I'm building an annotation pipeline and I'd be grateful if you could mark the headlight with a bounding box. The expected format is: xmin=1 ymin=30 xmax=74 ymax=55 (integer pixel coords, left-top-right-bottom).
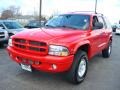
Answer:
xmin=8 ymin=38 xmax=12 ymax=46
xmin=49 ymin=45 xmax=69 ymax=56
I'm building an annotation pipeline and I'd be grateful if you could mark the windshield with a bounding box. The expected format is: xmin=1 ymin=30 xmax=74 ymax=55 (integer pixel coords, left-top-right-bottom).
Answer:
xmin=45 ymin=14 xmax=90 ymax=30
xmin=27 ymin=21 xmax=43 ymax=27
xmin=3 ymin=21 xmax=23 ymax=29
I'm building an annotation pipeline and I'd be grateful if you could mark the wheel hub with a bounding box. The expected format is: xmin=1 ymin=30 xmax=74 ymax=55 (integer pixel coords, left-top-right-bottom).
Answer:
xmin=78 ymin=58 xmax=86 ymax=77
xmin=108 ymin=44 xmax=112 ymax=54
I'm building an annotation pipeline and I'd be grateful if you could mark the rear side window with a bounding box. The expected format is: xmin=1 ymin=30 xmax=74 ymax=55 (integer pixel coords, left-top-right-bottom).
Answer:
xmin=97 ymin=16 xmax=107 ymax=29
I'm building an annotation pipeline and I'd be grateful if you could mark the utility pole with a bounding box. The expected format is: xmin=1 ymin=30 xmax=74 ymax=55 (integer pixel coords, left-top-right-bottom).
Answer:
xmin=95 ymin=0 xmax=97 ymax=14
xmin=34 ymin=0 xmax=36 ymax=16
xmin=39 ymin=0 xmax=42 ymax=25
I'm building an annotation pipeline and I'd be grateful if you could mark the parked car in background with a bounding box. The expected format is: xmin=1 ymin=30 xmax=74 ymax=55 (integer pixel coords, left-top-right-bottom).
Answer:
xmin=24 ymin=20 xmax=45 ymax=29
xmin=0 ymin=20 xmax=25 ymax=37
xmin=0 ymin=28 xmax=8 ymax=46
xmin=112 ymin=25 xmax=117 ymax=32
xmin=115 ymin=24 xmax=120 ymax=35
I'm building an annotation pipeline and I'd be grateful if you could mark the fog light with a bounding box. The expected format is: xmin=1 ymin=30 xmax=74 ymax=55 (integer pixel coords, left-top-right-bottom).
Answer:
xmin=52 ymin=64 xmax=57 ymax=70
xmin=23 ymin=59 xmax=27 ymax=63
xmin=35 ymin=61 xmax=40 ymax=65
xmin=16 ymin=57 xmax=21 ymax=61
xmin=28 ymin=60 xmax=34 ymax=65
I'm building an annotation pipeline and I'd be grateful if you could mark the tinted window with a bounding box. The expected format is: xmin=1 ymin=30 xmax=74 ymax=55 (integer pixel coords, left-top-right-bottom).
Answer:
xmin=45 ymin=14 xmax=90 ymax=30
xmin=3 ymin=21 xmax=23 ymax=29
xmin=98 ymin=16 xmax=106 ymax=28
xmin=92 ymin=16 xmax=99 ymax=27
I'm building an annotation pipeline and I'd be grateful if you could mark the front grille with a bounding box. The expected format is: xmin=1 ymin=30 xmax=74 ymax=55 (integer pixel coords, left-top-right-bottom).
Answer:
xmin=0 ymin=36 xmax=5 ymax=38
xmin=0 ymin=32 xmax=5 ymax=39
xmin=14 ymin=39 xmax=26 ymax=43
xmin=13 ymin=38 xmax=48 ymax=55
xmin=29 ymin=41 xmax=46 ymax=46
xmin=0 ymin=32 xmax=4 ymax=35
xmin=14 ymin=44 xmax=26 ymax=49
xmin=29 ymin=47 xmax=46 ymax=52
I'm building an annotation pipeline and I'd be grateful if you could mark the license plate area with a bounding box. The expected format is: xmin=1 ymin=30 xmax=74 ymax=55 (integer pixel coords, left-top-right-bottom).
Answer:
xmin=21 ymin=64 xmax=32 ymax=72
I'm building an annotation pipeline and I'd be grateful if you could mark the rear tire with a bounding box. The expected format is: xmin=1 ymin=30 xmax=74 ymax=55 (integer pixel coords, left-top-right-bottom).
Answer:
xmin=102 ymin=40 xmax=112 ymax=58
xmin=67 ymin=50 xmax=88 ymax=84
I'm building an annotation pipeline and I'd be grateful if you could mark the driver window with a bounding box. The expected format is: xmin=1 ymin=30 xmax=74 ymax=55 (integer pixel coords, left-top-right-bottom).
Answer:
xmin=92 ymin=16 xmax=99 ymax=30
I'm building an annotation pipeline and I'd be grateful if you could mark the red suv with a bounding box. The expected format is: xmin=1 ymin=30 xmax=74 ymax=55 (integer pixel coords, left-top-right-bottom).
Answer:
xmin=7 ymin=12 xmax=112 ymax=84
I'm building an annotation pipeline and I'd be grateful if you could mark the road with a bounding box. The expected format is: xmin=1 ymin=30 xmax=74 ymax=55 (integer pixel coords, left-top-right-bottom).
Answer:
xmin=0 ymin=34 xmax=120 ymax=90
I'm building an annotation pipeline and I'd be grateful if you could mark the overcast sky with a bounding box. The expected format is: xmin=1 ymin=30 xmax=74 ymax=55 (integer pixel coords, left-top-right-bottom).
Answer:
xmin=0 ymin=0 xmax=120 ymax=24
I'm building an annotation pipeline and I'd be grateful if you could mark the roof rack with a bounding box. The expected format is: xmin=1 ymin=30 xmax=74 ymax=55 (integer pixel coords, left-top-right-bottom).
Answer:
xmin=71 ymin=11 xmax=103 ymax=15
xmin=72 ymin=11 xmax=96 ymax=13
xmin=96 ymin=13 xmax=103 ymax=16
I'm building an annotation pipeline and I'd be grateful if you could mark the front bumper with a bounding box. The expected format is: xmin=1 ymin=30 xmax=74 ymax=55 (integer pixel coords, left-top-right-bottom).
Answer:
xmin=7 ymin=46 xmax=74 ymax=73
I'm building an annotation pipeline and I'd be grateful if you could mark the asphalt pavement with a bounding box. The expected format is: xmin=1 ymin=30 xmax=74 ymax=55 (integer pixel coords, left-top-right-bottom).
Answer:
xmin=0 ymin=34 xmax=120 ymax=90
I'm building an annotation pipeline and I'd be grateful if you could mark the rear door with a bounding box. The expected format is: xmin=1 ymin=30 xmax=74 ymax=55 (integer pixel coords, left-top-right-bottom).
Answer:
xmin=90 ymin=16 xmax=103 ymax=55
xmin=103 ymin=16 xmax=112 ymax=42
xmin=97 ymin=16 xmax=109 ymax=50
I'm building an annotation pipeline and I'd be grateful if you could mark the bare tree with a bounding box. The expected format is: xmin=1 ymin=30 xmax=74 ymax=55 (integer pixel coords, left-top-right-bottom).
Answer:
xmin=1 ymin=10 xmax=14 ymax=19
xmin=0 ymin=5 xmax=21 ymax=19
xmin=9 ymin=6 xmax=21 ymax=16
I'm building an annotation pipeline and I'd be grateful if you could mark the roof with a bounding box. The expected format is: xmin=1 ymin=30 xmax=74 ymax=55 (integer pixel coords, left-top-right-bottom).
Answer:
xmin=62 ymin=11 xmax=103 ymax=16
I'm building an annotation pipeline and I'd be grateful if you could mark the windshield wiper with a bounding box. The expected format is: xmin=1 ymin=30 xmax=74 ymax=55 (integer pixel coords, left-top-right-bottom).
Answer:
xmin=57 ymin=25 xmax=78 ymax=30
xmin=45 ymin=25 xmax=55 ymax=28
xmin=45 ymin=25 xmax=79 ymax=30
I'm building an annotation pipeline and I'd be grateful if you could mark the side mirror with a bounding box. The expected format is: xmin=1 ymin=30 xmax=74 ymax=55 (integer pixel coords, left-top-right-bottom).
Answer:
xmin=94 ymin=22 xmax=103 ymax=29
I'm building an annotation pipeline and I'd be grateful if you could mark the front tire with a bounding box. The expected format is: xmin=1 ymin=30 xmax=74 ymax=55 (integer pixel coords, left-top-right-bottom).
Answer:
xmin=67 ymin=50 xmax=88 ymax=84
xmin=102 ymin=40 xmax=112 ymax=58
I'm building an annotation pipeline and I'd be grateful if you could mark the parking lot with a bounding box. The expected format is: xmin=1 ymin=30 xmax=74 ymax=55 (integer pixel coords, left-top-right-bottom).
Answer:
xmin=0 ymin=34 xmax=120 ymax=90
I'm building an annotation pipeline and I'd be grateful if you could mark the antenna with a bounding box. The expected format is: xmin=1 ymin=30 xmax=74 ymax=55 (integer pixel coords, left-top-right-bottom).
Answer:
xmin=39 ymin=0 xmax=42 ymax=26
xmin=95 ymin=0 xmax=97 ymax=14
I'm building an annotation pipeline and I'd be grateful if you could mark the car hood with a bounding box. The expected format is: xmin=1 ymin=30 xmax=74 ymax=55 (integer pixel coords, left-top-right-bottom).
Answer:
xmin=13 ymin=28 xmax=88 ymax=43
xmin=7 ymin=28 xmax=25 ymax=34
